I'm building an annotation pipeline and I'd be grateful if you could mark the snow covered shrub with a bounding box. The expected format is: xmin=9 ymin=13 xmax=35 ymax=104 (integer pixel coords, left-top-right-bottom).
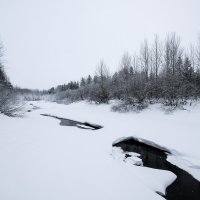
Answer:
xmin=111 ymin=99 xmax=148 ymax=113
xmin=0 ymin=88 xmax=23 ymax=117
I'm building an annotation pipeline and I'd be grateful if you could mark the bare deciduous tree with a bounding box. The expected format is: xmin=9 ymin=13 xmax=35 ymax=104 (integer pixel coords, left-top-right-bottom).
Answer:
xmin=140 ymin=39 xmax=150 ymax=82
xmin=151 ymin=34 xmax=162 ymax=80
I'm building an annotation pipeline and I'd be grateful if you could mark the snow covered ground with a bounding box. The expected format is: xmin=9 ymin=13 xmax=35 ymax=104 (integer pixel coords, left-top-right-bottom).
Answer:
xmin=0 ymin=100 xmax=200 ymax=200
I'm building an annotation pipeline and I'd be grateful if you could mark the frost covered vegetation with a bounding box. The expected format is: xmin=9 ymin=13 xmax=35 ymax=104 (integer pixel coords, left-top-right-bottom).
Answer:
xmin=19 ymin=33 xmax=200 ymax=110
xmin=0 ymin=44 xmax=20 ymax=116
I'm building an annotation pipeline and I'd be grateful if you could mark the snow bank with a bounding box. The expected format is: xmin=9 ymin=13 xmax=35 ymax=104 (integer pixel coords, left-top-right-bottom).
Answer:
xmin=112 ymin=136 xmax=171 ymax=154
xmin=0 ymin=100 xmax=200 ymax=200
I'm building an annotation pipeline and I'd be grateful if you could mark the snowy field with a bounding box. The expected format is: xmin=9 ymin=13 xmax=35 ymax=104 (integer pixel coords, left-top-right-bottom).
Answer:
xmin=0 ymin=101 xmax=200 ymax=200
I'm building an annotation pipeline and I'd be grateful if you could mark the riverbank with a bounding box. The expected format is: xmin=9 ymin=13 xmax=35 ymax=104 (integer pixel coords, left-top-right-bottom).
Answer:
xmin=0 ymin=100 xmax=199 ymax=200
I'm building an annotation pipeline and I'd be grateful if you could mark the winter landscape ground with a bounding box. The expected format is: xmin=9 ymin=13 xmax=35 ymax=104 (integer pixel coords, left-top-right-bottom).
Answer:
xmin=1 ymin=1 xmax=200 ymax=199
xmin=0 ymin=100 xmax=200 ymax=200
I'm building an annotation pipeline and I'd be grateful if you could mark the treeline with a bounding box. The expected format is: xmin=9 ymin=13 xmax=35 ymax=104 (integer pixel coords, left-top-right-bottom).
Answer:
xmin=0 ymin=44 xmax=20 ymax=116
xmin=45 ymin=33 xmax=200 ymax=109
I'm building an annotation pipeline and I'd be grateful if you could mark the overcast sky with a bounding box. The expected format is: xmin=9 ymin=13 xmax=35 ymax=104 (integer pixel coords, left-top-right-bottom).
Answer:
xmin=0 ymin=0 xmax=200 ymax=89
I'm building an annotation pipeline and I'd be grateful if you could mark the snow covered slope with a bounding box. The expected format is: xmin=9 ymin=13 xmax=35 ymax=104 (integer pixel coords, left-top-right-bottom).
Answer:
xmin=1 ymin=101 xmax=200 ymax=200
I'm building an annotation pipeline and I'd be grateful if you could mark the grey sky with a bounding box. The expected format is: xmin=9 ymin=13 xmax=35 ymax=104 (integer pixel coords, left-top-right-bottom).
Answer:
xmin=0 ymin=0 xmax=200 ymax=89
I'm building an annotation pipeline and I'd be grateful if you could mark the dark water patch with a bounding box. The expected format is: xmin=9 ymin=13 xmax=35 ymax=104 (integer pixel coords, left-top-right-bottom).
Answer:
xmin=113 ymin=138 xmax=200 ymax=200
xmin=27 ymin=104 xmax=40 ymax=113
xmin=40 ymin=114 xmax=103 ymax=130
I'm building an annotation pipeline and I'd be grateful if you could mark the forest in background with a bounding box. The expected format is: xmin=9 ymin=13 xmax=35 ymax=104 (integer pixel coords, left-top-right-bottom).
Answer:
xmin=0 ymin=44 xmax=20 ymax=116
xmin=2 ymin=33 xmax=200 ymax=114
